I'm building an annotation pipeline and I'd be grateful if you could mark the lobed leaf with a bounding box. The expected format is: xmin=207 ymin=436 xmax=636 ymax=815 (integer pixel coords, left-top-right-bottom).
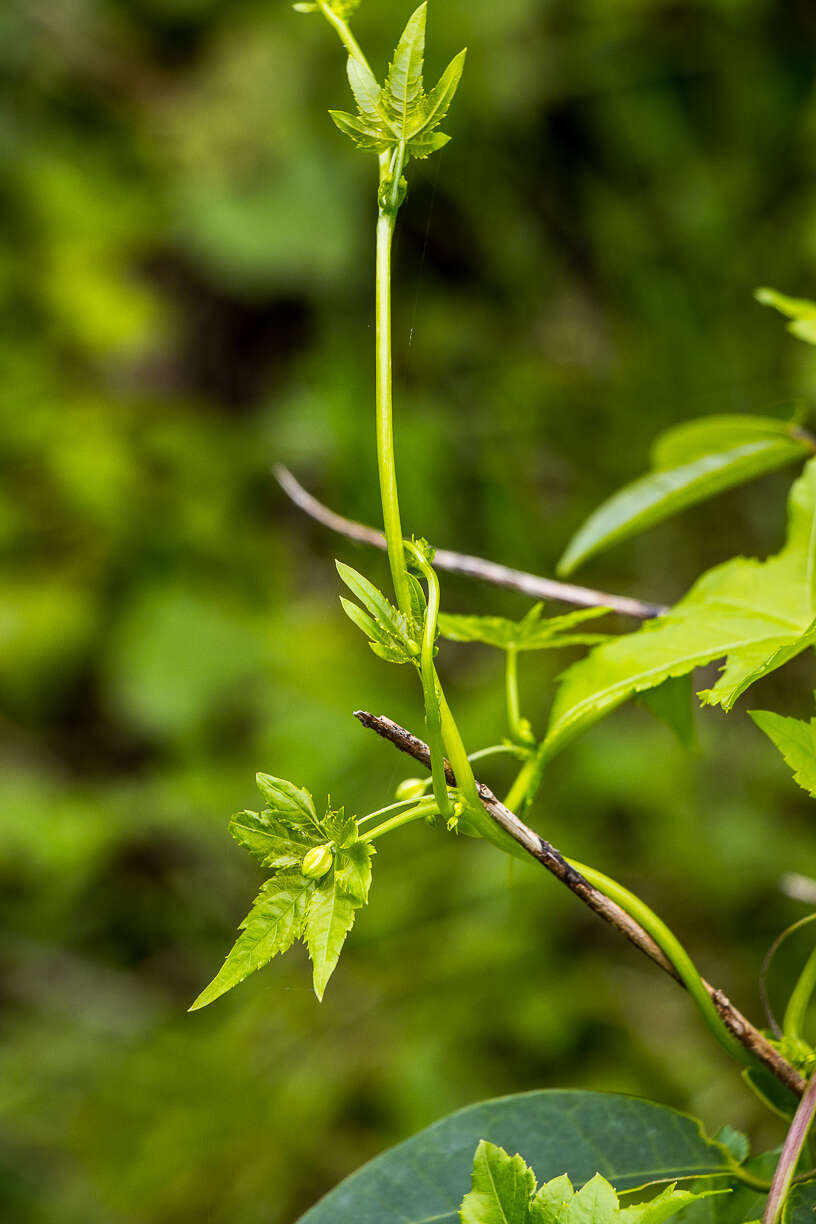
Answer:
xmin=749 ymin=708 xmax=816 ymax=798
xmin=190 ymin=873 xmax=314 ymax=1010
xmin=346 ymin=57 xmax=387 ymax=128
xmin=438 ymin=604 xmax=609 ymax=652
xmin=459 ymin=1141 xmax=718 ymax=1224
xmin=337 ymin=560 xmax=416 ymax=662
xmin=547 ymin=458 xmax=816 ymax=757
xmin=558 ymin=414 xmax=809 ymax=575
xmin=329 ymin=109 xmax=391 ymax=152
xmin=229 ymin=809 xmax=318 ymax=869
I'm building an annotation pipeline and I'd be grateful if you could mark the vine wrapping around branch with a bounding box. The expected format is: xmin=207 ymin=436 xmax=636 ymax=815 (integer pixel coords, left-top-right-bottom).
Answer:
xmin=274 ymin=465 xmax=668 ymax=620
xmin=353 ymin=708 xmax=805 ymax=1099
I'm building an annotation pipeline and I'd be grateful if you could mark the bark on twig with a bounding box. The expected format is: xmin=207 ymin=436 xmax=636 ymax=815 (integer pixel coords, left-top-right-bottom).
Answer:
xmin=354 ymin=709 xmax=805 ymax=1099
xmin=275 ymin=465 xmax=667 ymax=620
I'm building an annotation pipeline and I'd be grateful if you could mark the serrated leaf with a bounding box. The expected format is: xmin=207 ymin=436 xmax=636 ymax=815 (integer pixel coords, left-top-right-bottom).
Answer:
xmin=546 ymin=458 xmax=816 ymax=757
xmin=383 ymin=3 xmax=427 ymax=139
xmin=750 ymin=709 xmax=816 ymax=798
xmin=230 ymin=809 xmax=317 ymax=869
xmin=460 ymin=1141 xmax=536 ymax=1224
xmin=407 ymin=130 xmax=451 ymax=159
xmin=329 ymin=109 xmax=391 ymax=152
xmin=336 ymin=561 xmax=407 ymax=639
xmin=406 ymin=572 xmax=428 ymax=641
xmin=558 ymin=414 xmax=809 ymax=574
xmin=190 ymin=873 xmax=314 ymax=1009
xmin=296 ymin=1090 xmax=742 ymax=1223
xmin=347 ymin=56 xmax=387 ymax=128
xmin=255 ymin=773 xmax=321 ymax=831
xmin=324 ymin=807 xmax=358 ymax=849
xmin=459 ymin=1143 xmax=716 ymax=1224
xmin=335 ymin=841 xmax=373 ymax=905
xmin=421 ymin=49 xmax=466 ymax=135
xmin=438 ymin=604 xmax=609 ymax=653
xmin=370 ymin=639 xmax=413 ymax=663
xmin=531 ymin=1173 xmax=574 ymax=1223
xmin=305 ymin=867 xmax=360 ymax=1000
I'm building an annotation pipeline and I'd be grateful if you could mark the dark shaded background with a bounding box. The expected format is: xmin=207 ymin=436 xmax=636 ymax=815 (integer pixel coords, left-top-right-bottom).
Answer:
xmin=4 ymin=0 xmax=816 ymax=1220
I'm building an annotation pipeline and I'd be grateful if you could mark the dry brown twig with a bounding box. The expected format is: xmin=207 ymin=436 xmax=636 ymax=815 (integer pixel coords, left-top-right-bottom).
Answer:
xmin=274 ymin=465 xmax=667 ymax=620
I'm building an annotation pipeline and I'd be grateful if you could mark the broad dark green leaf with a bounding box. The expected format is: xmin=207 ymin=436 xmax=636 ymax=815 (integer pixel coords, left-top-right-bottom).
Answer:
xmin=294 ymin=1090 xmax=740 ymax=1223
xmin=749 ymin=709 xmax=816 ymax=798
xmin=756 ymin=287 xmax=816 ymax=346
xmin=190 ymin=873 xmax=314 ymax=1010
xmin=547 ymin=459 xmax=816 ymax=758
xmin=558 ymin=414 xmax=809 ymax=575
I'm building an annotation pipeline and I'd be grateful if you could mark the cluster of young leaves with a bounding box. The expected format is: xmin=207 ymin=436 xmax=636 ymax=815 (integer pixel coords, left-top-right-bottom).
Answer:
xmin=329 ymin=3 xmax=466 ymax=164
xmin=545 ymin=455 xmax=816 ymax=758
xmin=438 ymin=602 xmax=610 ymax=653
xmin=337 ymin=559 xmax=425 ymax=663
xmin=458 ymin=1141 xmax=722 ymax=1224
xmin=190 ymin=774 xmax=373 ymax=1009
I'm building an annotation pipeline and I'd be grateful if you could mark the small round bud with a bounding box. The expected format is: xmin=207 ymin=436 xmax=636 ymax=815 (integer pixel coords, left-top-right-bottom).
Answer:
xmin=395 ymin=778 xmax=427 ymax=802
xmin=302 ymin=844 xmax=333 ymax=880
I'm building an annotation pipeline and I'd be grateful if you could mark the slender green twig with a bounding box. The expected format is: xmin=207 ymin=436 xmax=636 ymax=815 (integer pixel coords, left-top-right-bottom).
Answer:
xmin=366 ymin=797 xmax=439 ymax=842
xmin=405 ymin=540 xmax=454 ymax=821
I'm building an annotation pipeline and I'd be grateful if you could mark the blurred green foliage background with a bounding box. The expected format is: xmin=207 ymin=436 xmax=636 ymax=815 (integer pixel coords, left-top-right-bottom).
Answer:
xmin=3 ymin=0 xmax=816 ymax=1219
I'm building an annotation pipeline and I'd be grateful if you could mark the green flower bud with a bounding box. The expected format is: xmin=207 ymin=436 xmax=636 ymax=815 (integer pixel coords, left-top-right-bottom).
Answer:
xmin=395 ymin=778 xmax=427 ymax=802
xmin=302 ymin=844 xmax=333 ymax=879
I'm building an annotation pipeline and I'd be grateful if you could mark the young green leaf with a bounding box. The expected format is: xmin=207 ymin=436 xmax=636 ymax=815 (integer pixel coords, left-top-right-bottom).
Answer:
xmin=546 ymin=458 xmax=816 ymax=757
xmin=638 ymin=675 xmax=697 ymax=750
xmin=458 ymin=1142 xmax=717 ymax=1224
xmin=558 ymin=415 xmax=810 ymax=575
xmin=229 ymin=809 xmax=318 ymax=870
xmin=422 ymin=48 xmax=467 ymax=134
xmin=305 ymin=867 xmax=360 ymax=1000
xmin=329 ymin=110 xmax=391 ymax=153
xmin=255 ymin=773 xmax=321 ymax=831
xmin=337 ymin=560 xmax=418 ymax=662
xmin=190 ymin=873 xmax=314 ymax=1010
xmin=347 ymin=56 xmax=387 ymax=128
xmin=460 ymin=1140 xmax=535 ymax=1224
xmin=383 ymin=3 xmax=427 ymax=139
xmin=750 ymin=708 xmax=816 ymax=798
xmin=756 ymin=286 xmax=816 ymax=346
xmin=438 ymin=604 xmax=609 ymax=652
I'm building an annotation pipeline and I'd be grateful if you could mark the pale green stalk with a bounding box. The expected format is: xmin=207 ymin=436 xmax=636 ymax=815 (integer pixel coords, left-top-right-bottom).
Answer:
xmin=366 ymin=797 xmax=439 ymax=842
xmin=505 ymin=645 xmax=522 ymax=740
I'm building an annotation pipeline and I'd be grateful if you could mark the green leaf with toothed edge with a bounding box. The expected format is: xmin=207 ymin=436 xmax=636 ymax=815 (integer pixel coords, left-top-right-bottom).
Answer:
xmin=189 ymin=873 xmax=314 ymax=1010
xmin=305 ymin=865 xmax=360 ymax=1000
xmin=749 ymin=708 xmax=816 ymax=798
xmin=546 ymin=458 xmax=816 ymax=760
xmin=383 ymin=3 xmax=427 ymax=139
xmin=229 ymin=809 xmax=319 ymax=870
xmin=438 ymin=604 xmax=610 ymax=652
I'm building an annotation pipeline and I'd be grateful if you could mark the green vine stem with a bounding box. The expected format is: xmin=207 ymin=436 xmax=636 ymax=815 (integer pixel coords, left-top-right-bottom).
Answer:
xmin=366 ymin=796 xmax=439 ymax=842
xmin=375 ymin=197 xmax=411 ymax=616
xmin=569 ymin=858 xmax=752 ymax=1066
xmin=405 ymin=541 xmax=454 ymax=820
